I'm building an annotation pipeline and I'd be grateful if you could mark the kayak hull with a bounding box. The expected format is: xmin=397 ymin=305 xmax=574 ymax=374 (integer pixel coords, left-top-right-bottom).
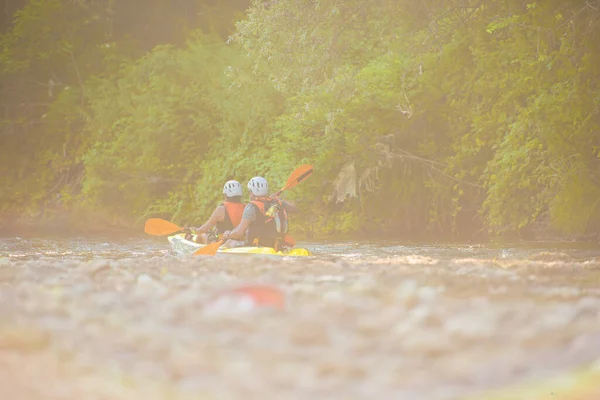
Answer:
xmin=167 ymin=233 xmax=311 ymax=257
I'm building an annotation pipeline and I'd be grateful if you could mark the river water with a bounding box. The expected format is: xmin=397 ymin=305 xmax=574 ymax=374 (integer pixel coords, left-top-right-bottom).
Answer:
xmin=1 ymin=235 xmax=600 ymax=399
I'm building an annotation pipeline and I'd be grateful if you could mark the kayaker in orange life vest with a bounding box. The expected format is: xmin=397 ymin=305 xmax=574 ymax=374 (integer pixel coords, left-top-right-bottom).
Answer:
xmin=221 ymin=176 xmax=298 ymax=249
xmin=189 ymin=180 xmax=246 ymax=244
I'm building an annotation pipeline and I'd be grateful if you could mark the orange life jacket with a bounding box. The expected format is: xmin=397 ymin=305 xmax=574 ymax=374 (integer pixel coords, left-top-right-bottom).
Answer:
xmin=224 ymin=201 xmax=245 ymax=226
xmin=247 ymin=197 xmax=289 ymax=249
xmin=215 ymin=201 xmax=245 ymax=233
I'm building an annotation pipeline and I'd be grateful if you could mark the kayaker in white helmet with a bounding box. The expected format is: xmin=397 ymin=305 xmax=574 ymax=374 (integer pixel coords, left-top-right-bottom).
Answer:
xmin=190 ymin=180 xmax=246 ymax=244
xmin=222 ymin=176 xmax=298 ymax=250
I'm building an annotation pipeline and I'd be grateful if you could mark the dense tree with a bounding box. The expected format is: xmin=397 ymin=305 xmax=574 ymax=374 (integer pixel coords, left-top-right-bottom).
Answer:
xmin=0 ymin=0 xmax=250 ymax=226
xmin=1 ymin=0 xmax=598 ymax=240
xmin=231 ymin=0 xmax=600 ymax=239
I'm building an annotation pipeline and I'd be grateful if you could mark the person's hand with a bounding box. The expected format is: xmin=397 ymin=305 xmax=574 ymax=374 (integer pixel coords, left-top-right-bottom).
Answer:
xmin=222 ymin=230 xmax=231 ymax=240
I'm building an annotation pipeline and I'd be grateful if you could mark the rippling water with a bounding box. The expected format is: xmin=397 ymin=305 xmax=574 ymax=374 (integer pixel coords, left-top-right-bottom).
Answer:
xmin=1 ymin=235 xmax=600 ymax=399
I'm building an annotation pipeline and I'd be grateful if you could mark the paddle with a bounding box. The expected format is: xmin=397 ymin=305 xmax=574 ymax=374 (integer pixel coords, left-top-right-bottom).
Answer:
xmin=194 ymin=164 xmax=313 ymax=256
xmin=274 ymin=164 xmax=313 ymax=197
xmin=194 ymin=238 xmax=225 ymax=256
xmin=144 ymin=218 xmax=188 ymax=236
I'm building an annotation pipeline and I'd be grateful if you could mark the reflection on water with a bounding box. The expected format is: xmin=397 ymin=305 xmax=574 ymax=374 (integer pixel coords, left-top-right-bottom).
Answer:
xmin=0 ymin=236 xmax=599 ymax=399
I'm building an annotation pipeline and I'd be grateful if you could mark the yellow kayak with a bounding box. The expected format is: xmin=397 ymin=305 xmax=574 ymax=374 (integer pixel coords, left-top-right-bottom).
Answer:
xmin=167 ymin=233 xmax=311 ymax=257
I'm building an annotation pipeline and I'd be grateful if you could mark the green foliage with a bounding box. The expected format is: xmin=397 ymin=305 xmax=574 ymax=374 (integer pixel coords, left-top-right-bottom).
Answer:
xmin=2 ymin=0 xmax=599 ymax=239
xmin=0 ymin=0 xmax=252 ymax=224
xmin=0 ymin=0 xmax=118 ymax=217
xmin=82 ymin=38 xmax=226 ymax=216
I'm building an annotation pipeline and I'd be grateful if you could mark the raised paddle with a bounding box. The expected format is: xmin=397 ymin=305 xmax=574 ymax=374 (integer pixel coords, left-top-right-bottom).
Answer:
xmin=144 ymin=218 xmax=189 ymax=236
xmin=194 ymin=164 xmax=313 ymax=256
xmin=274 ymin=164 xmax=313 ymax=197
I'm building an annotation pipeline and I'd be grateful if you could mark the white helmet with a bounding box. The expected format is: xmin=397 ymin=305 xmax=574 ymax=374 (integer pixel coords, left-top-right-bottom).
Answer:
xmin=223 ymin=180 xmax=243 ymax=197
xmin=247 ymin=176 xmax=269 ymax=196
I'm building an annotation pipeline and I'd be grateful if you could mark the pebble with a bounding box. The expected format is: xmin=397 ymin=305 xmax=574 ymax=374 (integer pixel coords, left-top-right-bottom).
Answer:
xmin=0 ymin=253 xmax=599 ymax=400
xmin=133 ymin=274 xmax=168 ymax=297
xmin=0 ymin=325 xmax=50 ymax=351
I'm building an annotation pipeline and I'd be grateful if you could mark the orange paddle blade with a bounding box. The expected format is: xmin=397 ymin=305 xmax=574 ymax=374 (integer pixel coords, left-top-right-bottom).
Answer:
xmin=144 ymin=218 xmax=183 ymax=236
xmin=194 ymin=239 xmax=224 ymax=256
xmin=277 ymin=164 xmax=313 ymax=195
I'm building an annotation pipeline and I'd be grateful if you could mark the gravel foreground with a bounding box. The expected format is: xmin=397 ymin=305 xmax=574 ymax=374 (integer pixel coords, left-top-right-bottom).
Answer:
xmin=1 ymin=253 xmax=600 ymax=399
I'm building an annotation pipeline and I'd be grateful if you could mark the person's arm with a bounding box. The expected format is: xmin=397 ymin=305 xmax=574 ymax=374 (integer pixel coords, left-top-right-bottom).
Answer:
xmin=194 ymin=205 xmax=225 ymax=233
xmin=271 ymin=193 xmax=299 ymax=213
xmin=223 ymin=218 xmax=252 ymax=240
xmin=280 ymin=199 xmax=299 ymax=213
